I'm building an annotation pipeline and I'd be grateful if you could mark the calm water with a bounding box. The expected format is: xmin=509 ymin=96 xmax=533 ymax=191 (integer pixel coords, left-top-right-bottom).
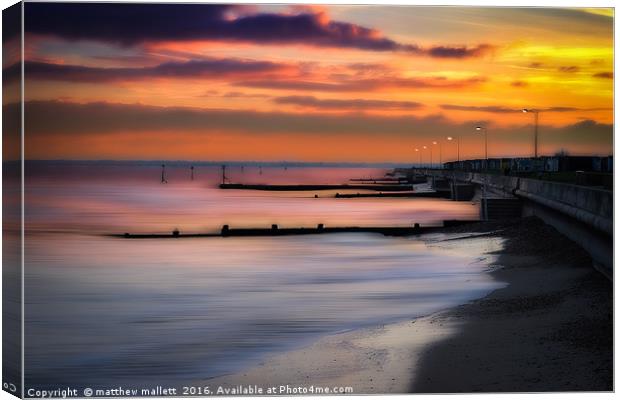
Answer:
xmin=24 ymin=163 xmax=501 ymax=390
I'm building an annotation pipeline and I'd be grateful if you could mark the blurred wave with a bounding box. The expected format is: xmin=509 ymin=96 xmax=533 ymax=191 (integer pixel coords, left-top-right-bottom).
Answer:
xmin=24 ymin=163 xmax=497 ymax=390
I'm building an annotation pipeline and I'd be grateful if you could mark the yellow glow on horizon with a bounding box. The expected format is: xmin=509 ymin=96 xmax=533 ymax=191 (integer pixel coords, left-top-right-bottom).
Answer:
xmin=580 ymin=8 xmax=614 ymax=18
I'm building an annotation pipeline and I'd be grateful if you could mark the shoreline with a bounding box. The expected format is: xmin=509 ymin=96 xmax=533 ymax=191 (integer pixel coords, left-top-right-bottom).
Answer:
xmin=204 ymin=217 xmax=612 ymax=393
xmin=203 ymin=306 xmax=464 ymax=394
xmin=413 ymin=217 xmax=612 ymax=392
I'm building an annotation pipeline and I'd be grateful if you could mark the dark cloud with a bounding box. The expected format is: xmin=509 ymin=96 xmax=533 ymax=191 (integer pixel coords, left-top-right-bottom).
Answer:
xmin=25 ymin=3 xmax=232 ymax=45
xmin=426 ymin=44 xmax=494 ymax=59
xmin=553 ymin=119 xmax=613 ymax=149
xmin=441 ymin=104 xmax=612 ymax=113
xmin=24 ymin=3 xmax=492 ymax=58
xmin=2 ymin=62 xmax=21 ymax=85
xmin=2 ymin=2 xmax=21 ymax=44
xmin=90 ymin=54 xmax=158 ymax=65
xmin=25 ymin=3 xmax=412 ymax=52
xmin=593 ymin=72 xmax=613 ymax=79
xmin=10 ymin=100 xmax=611 ymax=157
xmin=14 ymin=100 xmax=449 ymax=137
xmin=9 ymin=59 xmax=289 ymax=83
xmin=544 ymin=107 xmax=582 ymax=112
xmin=543 ymin=106 xmax=611 ymax=112
xmin=273 ymin=95 xmax=423 ymax=110
xmin=558 ymin=65 xmax=580 ymax=73
xmin=347 ymin=62 xmax=391 ymax=72
xmin=221 ymin=91 xmax=270 ymax=98
xmin=510 ymin=80 xmax=528 ymax=87
xmin=232 ymin=13 xmax=419 ymax=52
xmin=441 ymin=105 xmax=518 ymax=113
xmin=235 ymin=76 xmax=486 ymax=92
xmin=234 ymin=80 xmax=350 ymax=92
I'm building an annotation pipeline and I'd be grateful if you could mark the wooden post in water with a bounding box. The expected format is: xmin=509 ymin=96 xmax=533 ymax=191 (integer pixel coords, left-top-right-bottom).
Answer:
xmin=221 ymin=165 xmax=228 ymax=184
xmin=161 ymin=163 xmax=167 ymax=184
xmin=190 ymin=165 xmax=194 ymax=180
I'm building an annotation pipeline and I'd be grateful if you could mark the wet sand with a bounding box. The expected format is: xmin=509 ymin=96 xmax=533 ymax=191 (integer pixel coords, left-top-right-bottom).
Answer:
xmin=204 ymin=308 xmax=460 ymax=393
xmin=206 ymin=217 xmax=612 ymax=393
xmin=413 ymin=217 xmax=613 ymax=392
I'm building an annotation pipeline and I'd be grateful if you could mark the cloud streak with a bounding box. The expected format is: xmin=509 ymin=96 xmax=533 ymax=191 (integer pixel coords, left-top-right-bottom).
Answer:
xmin=10 ymin=59 xmax=292 ymax=83
xmin=14 ymin=100 xmax=445 ymax=137
xmin=273 ymin=95 xmax=423 ymax=110
xmin=558 ymin=65 xmax=580 ymax=73
xmin=10 ymin=100 xmax=612 ymax=158
xmin=236 ymin=76 xmax=486 ymax=92
xmin=510 ymin=80 xmax=528 ymax=87
xmin=593 ymin=72 xmax=613 ymax=79
xmin=426 ymin=44 xmax=494 ymax=59
xmin=8 ymin=60 xmax=487 ymax=91
xmin=25 ymin=3 xmax=494 ymax=58
xmin=441 ymin=104 xmax=612 ymax=113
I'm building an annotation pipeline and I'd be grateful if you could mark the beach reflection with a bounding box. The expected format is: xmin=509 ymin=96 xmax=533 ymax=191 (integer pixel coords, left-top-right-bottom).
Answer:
xmin=25 ymin=164 xmax=479 ymax=234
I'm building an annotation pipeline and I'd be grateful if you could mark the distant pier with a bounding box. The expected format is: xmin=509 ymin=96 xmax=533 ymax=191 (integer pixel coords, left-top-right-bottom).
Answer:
xmin=219 ymin=183 xmax=414 ymax=191
xmin=349 ymin=177 xmax=408 ymax=183
xmin=334 ymin=191 xmax=447 ymax=198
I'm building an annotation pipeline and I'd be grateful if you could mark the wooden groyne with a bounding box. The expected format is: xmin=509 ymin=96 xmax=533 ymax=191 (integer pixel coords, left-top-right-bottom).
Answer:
xmin=349 ymin=177 xmax=407 ymax=183
xmin=221 ymin=225 xmax=435 ymax=237
xmin=219 ymin=183 xmax=413 ymax=191
xmin=334 ymin=191 xmax=446 ymax=198
xmin=113 ymin=232 xmax=220 ymax=239
xmin=113 ymin=220 xmax=479 ymax=239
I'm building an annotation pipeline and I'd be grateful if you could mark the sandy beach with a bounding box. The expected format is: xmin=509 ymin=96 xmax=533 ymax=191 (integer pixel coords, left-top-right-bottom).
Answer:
xmin=205 ymin=217 xmax=612 ymax=393
xmin=414 ymin=217 xmax=613 ymax=392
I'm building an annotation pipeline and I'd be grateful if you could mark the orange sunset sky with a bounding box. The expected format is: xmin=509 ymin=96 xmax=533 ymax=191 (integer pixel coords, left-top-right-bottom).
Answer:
xmin=2 ymin=3 xmax=614 ymax=162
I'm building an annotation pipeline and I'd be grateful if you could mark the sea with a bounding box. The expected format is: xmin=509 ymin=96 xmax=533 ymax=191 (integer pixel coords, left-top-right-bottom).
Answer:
xmin=18 ymin=162 xmax=504 ymax=391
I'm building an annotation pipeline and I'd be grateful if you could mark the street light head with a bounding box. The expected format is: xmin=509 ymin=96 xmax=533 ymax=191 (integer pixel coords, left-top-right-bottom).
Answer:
xmin=415 ymin=148 xmax=419 ymax=152
xmin=432 ymin=141 xmax=437 ymax=145
xmin=423 ymin=145 xmax=427 ymax=149
xmin=475 ymin=126 xmax=483 ymax=131
xmin=447 ymin=136 xmax=453 ymax=141
xmin=522 ymin=108 xmax=529 ymax=113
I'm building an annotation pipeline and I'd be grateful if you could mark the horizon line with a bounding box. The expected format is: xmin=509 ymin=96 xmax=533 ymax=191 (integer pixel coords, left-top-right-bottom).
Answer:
xmin=10 ymin=154 xmax=615 ymax=165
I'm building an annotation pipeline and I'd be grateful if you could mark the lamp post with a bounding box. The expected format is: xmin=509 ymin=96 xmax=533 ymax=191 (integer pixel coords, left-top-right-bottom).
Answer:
xmin=475 ymin=125 xmax=488 ymax=221
xmin=423 ymin=145 xmax=428 ymax=169
xmin=447 ymin=136 xmax=460 ymax=166
xmin=522 ymin=108 xmax=540 ymax=159
xmin=447 ymin=136 xmax=460 ymax=200
xmin=474 ymin=126 xmax=488 ymax=171
xmin=522 ymin=108 xmax=540 ymax=172
xmin=432 ymin=141 xmax=442 ymax=169
xmin=415 ymin=148 xmax=420 ymax=168
xmin=429 ymin=145 xmax=434 ymax=169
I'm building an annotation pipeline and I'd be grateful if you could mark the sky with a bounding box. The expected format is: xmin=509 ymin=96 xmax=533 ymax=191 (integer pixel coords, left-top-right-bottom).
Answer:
xmin=2 ymin=3 xmax=614 ymax=162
